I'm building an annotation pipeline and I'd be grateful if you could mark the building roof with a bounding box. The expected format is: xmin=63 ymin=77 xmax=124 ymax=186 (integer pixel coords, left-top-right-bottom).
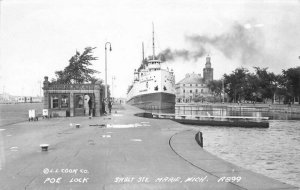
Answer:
xmin=177 ymin=73 xmax=205 ymax=85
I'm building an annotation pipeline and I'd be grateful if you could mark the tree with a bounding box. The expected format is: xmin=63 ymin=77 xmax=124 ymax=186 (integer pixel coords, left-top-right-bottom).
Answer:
xmin=253 ymin=67 xmax=278 ymax=102
xmin=224 ymin=67 xmax=250 ymax=103
xmin=207 ymin=80 xmax=223 ymax=102
xmin=282 ymin=67 xmax=300 ymax=104
xmin=52 ymin=47 xmax=99 ymax=84
xmin=275 ymin=74 xmax=288 ymax=104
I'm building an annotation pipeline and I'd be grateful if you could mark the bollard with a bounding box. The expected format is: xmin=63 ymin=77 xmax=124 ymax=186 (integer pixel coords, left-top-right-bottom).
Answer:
xmin=76 ymin=124 xmax=80 ymax=128
xmin=40 ymin=144 xmax=49 ymax=151
xmin=195 ymin=131 xmax=203 ymax=148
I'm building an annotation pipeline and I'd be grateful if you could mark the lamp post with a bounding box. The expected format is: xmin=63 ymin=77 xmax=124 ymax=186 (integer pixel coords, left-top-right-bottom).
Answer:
xmin=105 ymin=42 xmax=112 ymax=99
xmin=0 ymin=0 xmax=3 ymax=71
xmin=112 ymin=76 xmax=115 ymax=98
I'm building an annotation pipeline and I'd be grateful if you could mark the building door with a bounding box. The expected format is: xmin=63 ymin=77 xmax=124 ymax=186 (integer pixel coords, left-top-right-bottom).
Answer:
xmin=86 ymin=94 xmax=95 ymax=116
xmin=84 ymin=95 xmax=90 ymax=116
xmin=84 ymin=94 xmax=95 ymax=116
xmin=74 ymin=94 xmax=85 ymax=116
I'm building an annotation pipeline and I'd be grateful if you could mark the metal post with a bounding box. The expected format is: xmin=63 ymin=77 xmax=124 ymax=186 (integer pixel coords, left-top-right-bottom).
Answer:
xmin=0 ymin=0 xmax=3 ymax=75
xmin=104 ymin=42 xmax=112 ymax=99
xmin=105 ymin=45 xmax=107 ymax=99
xmin=112 ymin=76 xmax=115 ymax=98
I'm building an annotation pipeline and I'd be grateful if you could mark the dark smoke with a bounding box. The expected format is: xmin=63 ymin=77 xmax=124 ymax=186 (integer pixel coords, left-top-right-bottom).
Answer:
xmin=158 ymin=48 xmax=192 ymax=62
xmin=158 ymin=47 xmax=207 ymax=62
xmin=158 ymin=22 xmax=264 ymax=64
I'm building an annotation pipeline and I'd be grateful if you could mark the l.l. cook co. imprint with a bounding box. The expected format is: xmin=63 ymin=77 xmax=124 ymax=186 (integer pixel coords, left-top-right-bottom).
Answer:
xmin=42 ymin=168 xmax=90 ymax=184
xmin=43 ymin=168 xmax=89 ymax=175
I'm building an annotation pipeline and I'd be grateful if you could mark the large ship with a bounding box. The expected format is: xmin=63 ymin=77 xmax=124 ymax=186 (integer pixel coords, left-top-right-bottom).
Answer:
xmin=126 ymin=26 xmax=176 ymax=111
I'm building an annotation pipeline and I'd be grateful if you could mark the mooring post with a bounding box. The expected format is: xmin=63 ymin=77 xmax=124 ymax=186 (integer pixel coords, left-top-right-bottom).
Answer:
xmin=199 ymin=132 xmax=203 ymax=148
xmin=195 ymin=131 xmax=203 ymax=148
xmin=40 ymin=144 xmax=49 ymax=151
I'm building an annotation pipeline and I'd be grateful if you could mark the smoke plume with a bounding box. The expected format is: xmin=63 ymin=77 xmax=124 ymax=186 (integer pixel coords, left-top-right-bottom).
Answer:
xmin=158 ymin=22 xmax=264 ymax=64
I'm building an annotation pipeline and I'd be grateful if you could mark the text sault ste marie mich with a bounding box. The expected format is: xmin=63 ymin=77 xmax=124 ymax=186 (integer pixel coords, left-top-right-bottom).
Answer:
xmin=114 ymin=176 xmax=242 ymax=183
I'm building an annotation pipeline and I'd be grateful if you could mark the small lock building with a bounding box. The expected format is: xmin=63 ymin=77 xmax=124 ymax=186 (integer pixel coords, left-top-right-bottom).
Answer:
xmin=43 ymin=76 xmax=103 ymax=117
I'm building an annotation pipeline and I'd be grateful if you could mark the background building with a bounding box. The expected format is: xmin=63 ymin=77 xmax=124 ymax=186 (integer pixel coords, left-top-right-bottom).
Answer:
xmin=176 ymin=55 xmax=214 ymax=102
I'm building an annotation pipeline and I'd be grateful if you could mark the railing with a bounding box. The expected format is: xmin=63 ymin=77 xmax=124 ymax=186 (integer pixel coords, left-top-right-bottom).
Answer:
xmin=152 ymin=113 xmax=269 ymax=122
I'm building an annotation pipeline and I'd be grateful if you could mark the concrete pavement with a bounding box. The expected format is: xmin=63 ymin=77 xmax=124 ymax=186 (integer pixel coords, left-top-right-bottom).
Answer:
xmin=0 ymin=104 xmax=298 ymax=189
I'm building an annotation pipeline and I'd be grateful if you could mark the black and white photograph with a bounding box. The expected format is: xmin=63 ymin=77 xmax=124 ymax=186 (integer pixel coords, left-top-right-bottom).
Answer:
xmin=0 ymin=0 xmax=299 ymax=189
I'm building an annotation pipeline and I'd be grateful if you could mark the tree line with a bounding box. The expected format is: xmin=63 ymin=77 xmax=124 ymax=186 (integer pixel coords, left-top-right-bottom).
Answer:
xmin=208 ymin=66 xmax=300 ymax=104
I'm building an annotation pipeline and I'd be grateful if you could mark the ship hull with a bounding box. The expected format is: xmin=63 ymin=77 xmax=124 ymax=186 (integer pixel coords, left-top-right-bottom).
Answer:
xmin=127 ymin=92 xmax=175 ymax=111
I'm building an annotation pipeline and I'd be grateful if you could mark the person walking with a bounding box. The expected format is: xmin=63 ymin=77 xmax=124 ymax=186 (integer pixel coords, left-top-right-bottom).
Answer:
xmin=88 ymin=98 xmax=93 ymax=117
xmin=108 ymin=99 xmax=112 ymax=114
xmin=105 ymin=98 xmax=109 ymax=114
xmin=102 ymin=99 xmax=107 ymax=115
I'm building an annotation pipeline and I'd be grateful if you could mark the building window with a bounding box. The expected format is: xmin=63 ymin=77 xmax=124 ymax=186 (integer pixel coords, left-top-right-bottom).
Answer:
xmin=183 ymin=90 xmax=185 ymax=93
xmin=190 ymin=90 xmax=192 ymax=93
xmin=51 ymin=95 xmax=59 ymax=109
xmin=196 ymin=89 xmax=198 ymax=93
xmin=183 ymin=84 xmax=185 ymax=87
xmin=190 ymin=84 xmax=192 ymax=87
xmin=201 ymin=89 xmax=203 ymax=93
xmin=49 ymin=94 xmax=70 ymax=109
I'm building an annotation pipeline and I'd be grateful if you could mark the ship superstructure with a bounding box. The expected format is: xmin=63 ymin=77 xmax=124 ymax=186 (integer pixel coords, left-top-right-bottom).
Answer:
xmin=126 ymin=25 xmax=176 ymax=110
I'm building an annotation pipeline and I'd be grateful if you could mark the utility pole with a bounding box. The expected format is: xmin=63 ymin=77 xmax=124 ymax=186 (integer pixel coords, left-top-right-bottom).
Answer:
xmin=0 ymin=0 xmax=3 ymax=74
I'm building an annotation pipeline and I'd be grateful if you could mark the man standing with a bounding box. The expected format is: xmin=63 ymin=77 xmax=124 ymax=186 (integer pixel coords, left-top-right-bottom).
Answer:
xmin=108 ymin=99 xmax=112 ymax=114
xmin=102 ymin=99 xmax=107 ymax=115
xmin=88 ymin=98 xmax=93 ymax=117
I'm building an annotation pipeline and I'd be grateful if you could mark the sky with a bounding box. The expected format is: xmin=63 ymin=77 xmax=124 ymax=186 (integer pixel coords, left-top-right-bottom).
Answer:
xmin=0 ymin=0 xmax=299 ymax=98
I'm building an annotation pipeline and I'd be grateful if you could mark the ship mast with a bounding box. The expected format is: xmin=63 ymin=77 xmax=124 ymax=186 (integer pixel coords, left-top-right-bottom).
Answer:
xmin=142 ymin=42 xmax=145 ymax=62
xmin=152 ymin=23 xmax=155 ymax=60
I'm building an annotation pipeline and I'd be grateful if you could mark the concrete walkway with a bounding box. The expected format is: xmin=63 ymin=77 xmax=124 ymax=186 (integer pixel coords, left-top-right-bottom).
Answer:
xmin=0 ymin=104 xmax=298 ymax=190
